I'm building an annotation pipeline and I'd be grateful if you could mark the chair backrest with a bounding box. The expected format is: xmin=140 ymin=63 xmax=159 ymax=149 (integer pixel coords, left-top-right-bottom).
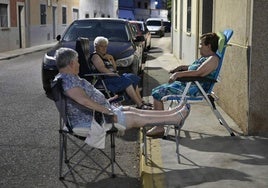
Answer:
xmin=50 ymin=76 xmax=73 ymax=132
xmin=51 ymin=75 xmax=104 ymax=128
xmin=75 ymin=37 xmax=93 ymax=77
xmin=206 ymin=29 xmax=233 ymax=94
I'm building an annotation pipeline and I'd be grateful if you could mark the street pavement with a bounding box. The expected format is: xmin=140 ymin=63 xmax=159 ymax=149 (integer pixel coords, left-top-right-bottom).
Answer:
xmin=1 ymin=38 xmax=268 ymax=188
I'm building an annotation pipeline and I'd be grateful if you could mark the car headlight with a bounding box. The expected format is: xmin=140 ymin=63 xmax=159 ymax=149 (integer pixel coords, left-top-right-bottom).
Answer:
xmin=43 ymin=54 xmax=56 ymax=69
xmin=115 ymin=54 xmax=134 ymax=67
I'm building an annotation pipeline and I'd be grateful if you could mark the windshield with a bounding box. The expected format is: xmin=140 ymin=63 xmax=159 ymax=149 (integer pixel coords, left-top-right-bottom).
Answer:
xmin=62 ymin=20 xmax=130 ymax=42
xmin=146 ymin=20 xmax=161 ymax=26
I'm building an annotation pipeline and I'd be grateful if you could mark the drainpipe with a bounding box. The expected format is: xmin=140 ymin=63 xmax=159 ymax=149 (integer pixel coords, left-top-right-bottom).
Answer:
xmin=25 ymin=0 xmax=30 ymax=47
xmin=195 ymin=0 xmax=200 ymax=59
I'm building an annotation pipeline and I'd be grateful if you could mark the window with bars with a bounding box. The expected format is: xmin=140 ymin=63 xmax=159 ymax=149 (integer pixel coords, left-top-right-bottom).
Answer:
xmin=186 ymin=0 xmax=191 ymax=33
xmin=40 ymin=4 xmax=46 ymax=25
xmin=62 ymin=7 xmax=67 ymax=24
xmin=0 ymin=3 xmax=8 ymax=27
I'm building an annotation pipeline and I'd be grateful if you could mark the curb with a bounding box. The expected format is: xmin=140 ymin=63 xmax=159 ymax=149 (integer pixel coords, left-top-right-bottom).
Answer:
xmin=140 ymin=129 xmax=165 ymax=188
xmin=0 ymin=43 xmax=56 ymax=61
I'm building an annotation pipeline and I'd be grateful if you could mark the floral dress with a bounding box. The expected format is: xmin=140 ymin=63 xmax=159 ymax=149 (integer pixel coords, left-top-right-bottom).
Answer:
xmin=151 ymin=57 xmax=217 ymax=101
xmin=58 ymin=73 xmax=111 ymax=128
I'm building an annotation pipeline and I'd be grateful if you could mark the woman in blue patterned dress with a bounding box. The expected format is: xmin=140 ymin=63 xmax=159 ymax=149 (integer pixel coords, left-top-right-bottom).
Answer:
xmin=147 ymin=32 xmax=220 ymax=137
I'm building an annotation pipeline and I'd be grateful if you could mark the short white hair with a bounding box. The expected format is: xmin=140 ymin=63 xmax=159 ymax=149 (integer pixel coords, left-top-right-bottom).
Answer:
xmin=94 ymin=36 xmax=108 ymax=47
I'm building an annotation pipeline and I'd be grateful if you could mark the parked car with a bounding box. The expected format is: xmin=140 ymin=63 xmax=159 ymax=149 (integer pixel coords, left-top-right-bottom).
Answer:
xmin=129 ymin=21 xmax=151 ymax=63
xmin=145 ymin=18 xmax=165 ymax=37
xmin=129 ymin=20 xmax=151 ymax=51
xmin=42 ymin=18 xmax=145 ymax=94
xmin=163 ymin=20 xmax=171 ymax=32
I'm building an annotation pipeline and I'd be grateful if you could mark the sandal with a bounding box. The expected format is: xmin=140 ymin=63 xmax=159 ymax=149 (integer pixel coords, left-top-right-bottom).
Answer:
xmin=176 ymin=103 xmax=191 ymax=128
xmin=142 ymin=101 xmax=153 ymax=107
xmin=136 ymin=104 xmax=152 ymax=110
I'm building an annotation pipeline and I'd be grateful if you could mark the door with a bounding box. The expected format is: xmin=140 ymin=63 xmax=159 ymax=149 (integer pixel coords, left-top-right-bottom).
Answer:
xmin=52 ymin=6 xmax=57 ymax=39
xmin=18 ymin=4 xmax=25 ymax=48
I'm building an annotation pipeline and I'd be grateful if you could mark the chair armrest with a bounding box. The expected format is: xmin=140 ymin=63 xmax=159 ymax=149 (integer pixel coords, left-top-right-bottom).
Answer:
xmin=83 ymin=72 xmax=118 ymax=77
xmin=176 ymin=76 xmax=217 ymax=82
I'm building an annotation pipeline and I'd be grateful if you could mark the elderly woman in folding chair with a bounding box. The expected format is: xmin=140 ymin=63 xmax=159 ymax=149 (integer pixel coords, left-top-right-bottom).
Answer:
xmin=146 ymin=32 xmax=220 ymax=137
xmin=54 ymin=47 xmax=190 ymax=135
xmin=90 ymin=36 xmax=152 ymax=110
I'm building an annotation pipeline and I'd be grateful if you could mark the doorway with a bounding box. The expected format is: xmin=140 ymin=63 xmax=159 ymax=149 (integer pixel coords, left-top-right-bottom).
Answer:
xmin=52 ymin=6 xmax=57 ymax=39
xmin=18 ymin=4 xmax=25 ymax=48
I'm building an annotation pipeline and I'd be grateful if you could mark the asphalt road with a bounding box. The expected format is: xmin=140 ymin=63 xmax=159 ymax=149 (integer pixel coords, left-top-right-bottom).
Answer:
xmin=0 ymin=34 xmax=171 ymax=188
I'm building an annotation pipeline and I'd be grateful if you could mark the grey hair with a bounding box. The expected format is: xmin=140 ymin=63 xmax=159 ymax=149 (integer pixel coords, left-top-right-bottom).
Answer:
xmin=94 ymin=36 xmax=109 ymax=48
xmin=55 ymin=47 xmax=78 ymax=69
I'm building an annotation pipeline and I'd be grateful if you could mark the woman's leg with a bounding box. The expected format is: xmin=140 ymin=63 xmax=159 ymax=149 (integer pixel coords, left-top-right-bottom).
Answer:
xmin=147 ymin=82 xmax=185 ymax=136
xmin=135 ymin=85 xmax=143 ymax=102
xmin=121 ymin=100 xmax=185 ymax=115
xmin=153 ymin=98 xmax=164 ymax=110
xmin=125 ymin=85 xmax=143 ymax=107
xmin=123 ymin=104 xmax=190 ymax=129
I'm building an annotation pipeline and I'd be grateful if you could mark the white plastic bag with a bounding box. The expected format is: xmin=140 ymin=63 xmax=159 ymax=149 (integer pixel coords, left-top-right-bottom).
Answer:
xmin=85 ymin=119 xmax=106 ymax=149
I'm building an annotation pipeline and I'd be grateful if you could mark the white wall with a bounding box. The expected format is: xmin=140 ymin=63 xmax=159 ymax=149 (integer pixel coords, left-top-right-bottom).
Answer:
xmin=172 ymin=0 xmax=199 ymax=66
xmin=79 ymin=0 xmax=118 ymax=18
xmin=0 ymin=28 xmax=19 ymax=52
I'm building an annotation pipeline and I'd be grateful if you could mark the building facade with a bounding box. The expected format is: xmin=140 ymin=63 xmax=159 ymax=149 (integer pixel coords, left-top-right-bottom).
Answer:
xmin=0 ymin=0 xmax=118 ymax=52
xmin=119 ymin=0 xmax=168 ymax=21
xmin=171 ymin=0 xmax=268 ymax=135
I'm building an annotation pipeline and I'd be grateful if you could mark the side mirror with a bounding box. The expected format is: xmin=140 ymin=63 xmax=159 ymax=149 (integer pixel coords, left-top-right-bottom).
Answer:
xmin=56 ymin=35 xmax=61 ymax=41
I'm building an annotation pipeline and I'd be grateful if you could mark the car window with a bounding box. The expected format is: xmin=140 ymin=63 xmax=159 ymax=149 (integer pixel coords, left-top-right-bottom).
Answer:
xmin=136 ymin=23 xmax=143 ymax=31
xmin=131 ymin=24 xmax=138 ymax=35
xmin=62 ymin=20 xmax=130 ymax=42
xmin=146 ymin=20 xmax=161 ymax=26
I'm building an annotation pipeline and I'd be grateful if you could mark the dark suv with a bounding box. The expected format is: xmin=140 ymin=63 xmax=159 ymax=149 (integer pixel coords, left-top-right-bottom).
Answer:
xmin=42 ymin=18 xmax=144 ymax=94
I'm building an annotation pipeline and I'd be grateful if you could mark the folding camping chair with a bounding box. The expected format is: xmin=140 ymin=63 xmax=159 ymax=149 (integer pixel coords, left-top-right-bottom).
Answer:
xmin=142 ymin=29 xmax=234 ymax=164
xmin=50 ymin=77 xmax=125 ymax=181
xmin=76 ymin=37 xmax=125 ymax=103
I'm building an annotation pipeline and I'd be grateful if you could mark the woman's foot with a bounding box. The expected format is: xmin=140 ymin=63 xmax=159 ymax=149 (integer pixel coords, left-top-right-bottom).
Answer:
xmin=142 ymin=101 xmax=153 ymax=107
xmin=136 ymin=104 xmax=153 ymax=110
xmin=146 ymin=103 xmax=191 ymax=137
xmin=176 ymin=103 xmax=191 ymax=128
xmin=146 ymin=126 xmax=165 ymax=138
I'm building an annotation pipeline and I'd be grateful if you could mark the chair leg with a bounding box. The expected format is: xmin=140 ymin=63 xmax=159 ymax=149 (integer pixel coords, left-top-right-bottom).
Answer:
xmin=110 ymin=132 xmax=116 ymax=178
xmin=59 ymin=132 xmax=65 ymax=180
xmin=174 ymin=127 xmax=181 ymax=164
xmin=212 ymin=108 xmax=235 ymax=136
xmin=142 ymin=127 xmax=148 ymax=165
xmin=208 ymin=95 xmax=235 ymax=136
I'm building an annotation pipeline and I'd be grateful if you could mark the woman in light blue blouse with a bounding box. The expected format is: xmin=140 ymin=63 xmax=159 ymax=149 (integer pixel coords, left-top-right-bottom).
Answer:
xmin=54 ymin=47 xmax=190 ymax=133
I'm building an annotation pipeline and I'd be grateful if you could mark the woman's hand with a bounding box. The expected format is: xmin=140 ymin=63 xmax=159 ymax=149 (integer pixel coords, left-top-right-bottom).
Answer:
xmin=103 ymin=54 xmax=114 ymax=62
xmin=168 ymin=72 xmax=178 ymax=83
xmin=169 ymin=65 xmax=188 ymax=73
xmin=104 ymin=53 xmax=117 ymax=71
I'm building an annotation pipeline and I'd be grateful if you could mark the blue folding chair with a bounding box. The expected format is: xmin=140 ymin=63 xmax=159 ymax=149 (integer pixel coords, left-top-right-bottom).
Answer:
xmin=142 ymin=29 xmax=234 ymax=164
xmin=162 ymin=29 xmax=235 ymax=139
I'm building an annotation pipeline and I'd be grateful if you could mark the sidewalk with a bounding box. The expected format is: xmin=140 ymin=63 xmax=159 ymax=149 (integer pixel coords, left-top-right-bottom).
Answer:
xmin=140 ymin=48 xmax=268 ymax=188
xmin=0 ymin=43 xmax=56 ymax=61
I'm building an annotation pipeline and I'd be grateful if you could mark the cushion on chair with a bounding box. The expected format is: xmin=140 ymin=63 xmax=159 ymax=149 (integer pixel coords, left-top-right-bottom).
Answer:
xmin=217 ymin=32 xmax=226 ymax=54
xmin=73 ymin=127 xmax=90 ymax=137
